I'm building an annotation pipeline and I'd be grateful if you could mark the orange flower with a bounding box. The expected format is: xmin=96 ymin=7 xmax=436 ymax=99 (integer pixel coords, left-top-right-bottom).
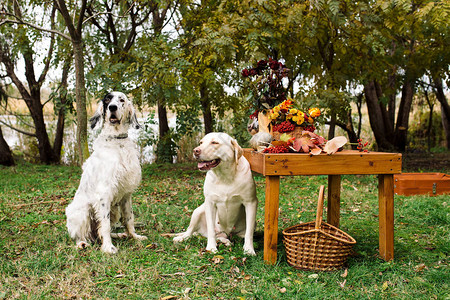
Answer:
xmin=308 ymin=107 xmax=321 ymax=118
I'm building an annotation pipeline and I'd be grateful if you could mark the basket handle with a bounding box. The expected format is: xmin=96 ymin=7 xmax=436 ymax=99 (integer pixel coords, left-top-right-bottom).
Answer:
xmin=315 ymin=185 xmax=325 ymax=230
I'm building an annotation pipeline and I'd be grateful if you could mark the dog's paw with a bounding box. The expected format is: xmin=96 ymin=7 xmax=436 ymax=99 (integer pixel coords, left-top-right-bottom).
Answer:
xmin=101 ymin=244 xmax=118 ymax=254
xmin=243 ymin=247 xmax=256 ymax=256
xmin=133 ymin=234 xmax=147 ymax=241
xmin=206 ymin=247 xmax=218 ymax=253
xmin=76 ymin=241 xmax=90 ymax=249
xmin=206 ymin=242 xmax=218 ymax=253
xmin=217 ymin=237 xmax=231 ymax=246
xmin=173 ymin=233 xmax=188 ymax=243
xmin=112 ymin=232 xmax=129 ymax=239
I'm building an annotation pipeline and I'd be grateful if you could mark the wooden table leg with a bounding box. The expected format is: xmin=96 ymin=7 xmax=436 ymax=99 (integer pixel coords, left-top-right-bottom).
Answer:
xmin=378 ymin=174 xmax=394 ymax=261
xmin=264 ymin=175 xmax=280 ymax=265
xmin=327 ymin=175 xmax=341 ymax=227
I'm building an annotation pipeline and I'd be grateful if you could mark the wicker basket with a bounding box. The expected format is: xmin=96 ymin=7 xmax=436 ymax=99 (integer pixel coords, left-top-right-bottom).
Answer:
xmin=282 ymin=186 xmax=356 ymax=271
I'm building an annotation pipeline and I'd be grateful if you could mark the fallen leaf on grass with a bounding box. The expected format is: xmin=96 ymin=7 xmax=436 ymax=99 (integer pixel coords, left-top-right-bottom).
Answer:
xmin=279 ymin=287 xmax=287 ymax=293
xmin=213 ymin=255 xmax=224 ymax=264
xmin=339 ymin=279 xmax=347 ymax=288
xmin=415 ymin=263 xmax=427 ymax=272
xmin=160 ymin=272 xmax=185 ymax=277
xmin=160 ymin=296 xmax=177 ymax=300
xmin=341 ymin=269 xmax=348 ymax=278
xmin=160 ymin=233 xmax=176 ymax=237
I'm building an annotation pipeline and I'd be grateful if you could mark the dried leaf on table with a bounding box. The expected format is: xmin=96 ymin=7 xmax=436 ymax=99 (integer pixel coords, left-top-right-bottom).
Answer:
xmin=324 ymin=136 xmax=348 ymax=154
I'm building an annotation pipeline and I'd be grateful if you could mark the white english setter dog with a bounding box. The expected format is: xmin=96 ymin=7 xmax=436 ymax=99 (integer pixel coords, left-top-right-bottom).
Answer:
xmin=66 ymin=91 xmax=147 ymax=254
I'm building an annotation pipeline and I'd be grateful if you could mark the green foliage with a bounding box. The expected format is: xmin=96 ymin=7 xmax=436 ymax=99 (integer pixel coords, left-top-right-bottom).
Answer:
xmin=155 ymin=132 xmax=178 ymax=164
xmin=174 ymin=105 xmax=203 ymax=139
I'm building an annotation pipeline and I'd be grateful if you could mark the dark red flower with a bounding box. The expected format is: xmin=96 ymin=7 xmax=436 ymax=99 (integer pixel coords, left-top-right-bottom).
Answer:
xmin=258 ymin=59 xmax=267 ymax=68
xmin=269 ymin=60 xmax=279 ymax=70
xmin=242 ymin=69 xmax=250 ymax=77
xmin=257 ymin=60 xmax=267 ymax=69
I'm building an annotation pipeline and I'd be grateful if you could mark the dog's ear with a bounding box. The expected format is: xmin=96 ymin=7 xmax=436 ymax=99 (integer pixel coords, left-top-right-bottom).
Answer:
xmin=89 ymin=101 xmax=104 ymax=129
xmin=231 ymin=138 xmax=243 ymax=162
xmin=128 ymin=106 xmax=141 ymax=129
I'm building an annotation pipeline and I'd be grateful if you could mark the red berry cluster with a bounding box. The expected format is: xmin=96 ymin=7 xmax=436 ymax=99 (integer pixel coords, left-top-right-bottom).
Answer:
xmin=304 ymin=125 xmax=316 ymax=132
xmin=263 ymin=145 xmax=290 ymax=153
xmin=273 ymin=121 xmax=295 ymax=133
xmin=357 ymin=139 xmax=370 ymax=152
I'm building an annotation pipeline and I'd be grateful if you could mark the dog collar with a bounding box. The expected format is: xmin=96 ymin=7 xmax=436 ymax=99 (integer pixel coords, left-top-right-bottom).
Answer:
xmin=107 ymin=133 xmax=128 ymax=140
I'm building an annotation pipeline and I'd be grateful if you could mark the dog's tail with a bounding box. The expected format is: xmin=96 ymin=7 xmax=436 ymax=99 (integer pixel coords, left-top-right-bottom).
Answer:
xmin=66 ymin=202 xmax=98 ymax=243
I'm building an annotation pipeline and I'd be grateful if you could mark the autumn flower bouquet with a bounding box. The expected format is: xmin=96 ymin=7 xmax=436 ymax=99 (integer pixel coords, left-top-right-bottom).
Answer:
xmin=243 ymin=59 xmax=348 ymax=155
xmin=268 ymin=98 xmax=321 ymax=134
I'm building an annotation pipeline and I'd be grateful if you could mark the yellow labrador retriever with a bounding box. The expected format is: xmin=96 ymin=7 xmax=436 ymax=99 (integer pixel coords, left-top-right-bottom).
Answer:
xmin=174 ymin=132 xmax=258 ymax=255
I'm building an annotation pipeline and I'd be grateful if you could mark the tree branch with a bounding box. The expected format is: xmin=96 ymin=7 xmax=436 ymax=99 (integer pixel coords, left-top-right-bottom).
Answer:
xmin=76 ymin=0 xmax=87 ymax=35
xmin=38 ymin=7 xmax=57 ymax=85
xmin=0 ymin=119 xmax=36 ymax=137
xmin=0 ymin=13 xmax=71 ymax=40
xmin=0 ymin=42 xmax=31 ymax=103
xmin=54 ymin=0 xmax=79 ymax=40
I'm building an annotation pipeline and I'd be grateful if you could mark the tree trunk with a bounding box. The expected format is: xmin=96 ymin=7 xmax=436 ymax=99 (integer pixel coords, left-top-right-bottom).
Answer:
xmin=55 ymin=0 xmax=88 ymax=165
xmin=441 ymin=105 xmax=450 ymax=150
xmin=0 ymin=40 xmax=58 ymax=164
xmin=156 ymin=98 xmax=173 ymax=163
xmin=393 ymin=79 xmax=415 ymax=151
xmin=327 ymin=112 xmax=336 ymax=140
xmin=200 ymin=84 xmax=213 ymax=134
xmin=157 ymin=98 xmax=170 ymax=137
xmin=53 ymin=58 xmax=71 ymax=162
xmin=387 ymin=73 xmax=396 ymax=129
xmin=344 ymin=110 xmax=358 ymax=148
xmin=364 ymin=80 xmax=393 ymax=150
xmin=335 ymin=112 xmax=358 ymax=150
xmin=0 ymin=126 xmax=15 ymax=166
xmin=29 ymin=88 xmax=57 ymax=164
xmin=432 ymin=77 xmax=450 ymax=149
xmin=73 ymin=41 xmax=89 ymax=164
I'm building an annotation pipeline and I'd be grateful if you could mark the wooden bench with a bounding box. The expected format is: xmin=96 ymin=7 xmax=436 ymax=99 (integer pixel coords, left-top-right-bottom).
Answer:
xmin=243 ymin=149 xmax=402 ymax=264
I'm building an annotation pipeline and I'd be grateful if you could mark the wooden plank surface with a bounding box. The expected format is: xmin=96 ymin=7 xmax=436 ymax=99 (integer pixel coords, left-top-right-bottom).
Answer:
xmin=244 ymin=149 xmax=402 ymax=176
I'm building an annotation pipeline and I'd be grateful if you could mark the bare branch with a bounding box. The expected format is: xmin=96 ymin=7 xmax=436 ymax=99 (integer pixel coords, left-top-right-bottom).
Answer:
xmin=1 ymin=110 xmax=35 ymax=128
xmin=0 ymin=119 xmax=36 ymax=137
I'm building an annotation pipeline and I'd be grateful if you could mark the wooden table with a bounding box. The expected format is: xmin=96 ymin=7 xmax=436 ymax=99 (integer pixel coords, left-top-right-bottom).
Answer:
xmin=243 ymin=149 xmax=402 ymax=264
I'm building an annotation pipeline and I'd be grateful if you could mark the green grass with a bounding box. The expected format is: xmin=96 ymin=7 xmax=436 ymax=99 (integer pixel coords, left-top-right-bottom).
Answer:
xmin=0 ymin=162 xmax=449 ymax=299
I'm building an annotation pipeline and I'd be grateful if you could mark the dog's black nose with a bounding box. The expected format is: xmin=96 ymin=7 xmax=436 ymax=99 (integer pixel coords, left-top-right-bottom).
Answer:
xmin=109 ymin=104 xmax=118 ymax=112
